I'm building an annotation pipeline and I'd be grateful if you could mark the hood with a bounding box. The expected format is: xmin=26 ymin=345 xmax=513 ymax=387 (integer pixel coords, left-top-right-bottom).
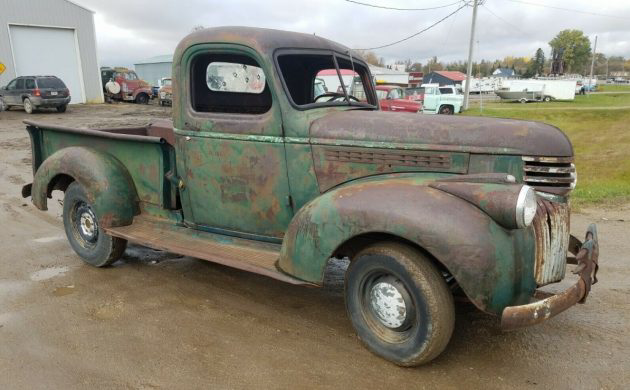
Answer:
xmin=309 ymin=110 xmax=573 ymax=157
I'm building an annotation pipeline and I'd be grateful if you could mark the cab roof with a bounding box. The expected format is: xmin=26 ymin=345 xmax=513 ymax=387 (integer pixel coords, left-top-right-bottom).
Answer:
xmin=174 ymin=26 xmax=353 ymax=62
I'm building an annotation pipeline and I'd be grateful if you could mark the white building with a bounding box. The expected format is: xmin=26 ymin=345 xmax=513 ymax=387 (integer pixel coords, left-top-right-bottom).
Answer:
xmin=134 ymin=55 xmax=173 ymax=87
xmin=0 ymin=0 xmax=103 ymax=103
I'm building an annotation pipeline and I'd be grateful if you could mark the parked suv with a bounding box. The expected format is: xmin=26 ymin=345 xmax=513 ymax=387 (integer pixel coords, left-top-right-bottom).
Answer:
xmin=0 ymin=76 xmax=70 ymax=113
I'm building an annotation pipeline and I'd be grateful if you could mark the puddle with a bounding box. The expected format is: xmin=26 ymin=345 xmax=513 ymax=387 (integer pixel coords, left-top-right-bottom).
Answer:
xmin=32 ymin=235 xmax=65 ymax=243
xmin=53 ymin=285 xmax=75 ymax=297
xmin=30 ymin=266 xmax=69 ymax=281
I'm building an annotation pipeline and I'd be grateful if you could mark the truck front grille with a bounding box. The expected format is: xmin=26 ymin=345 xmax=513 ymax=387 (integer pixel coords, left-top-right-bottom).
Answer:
xmin=522 ymin=156 xmax=576 ymax=195
xmin=532 ymin=198 xmax=570 ymax=286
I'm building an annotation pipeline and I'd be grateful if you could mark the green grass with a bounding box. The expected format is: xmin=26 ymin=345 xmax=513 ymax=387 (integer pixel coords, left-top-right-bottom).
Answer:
xmin=464 ymin=93 xmax=630 ymax=207
xmin=597 ymin=84 xmax=630 ymax=92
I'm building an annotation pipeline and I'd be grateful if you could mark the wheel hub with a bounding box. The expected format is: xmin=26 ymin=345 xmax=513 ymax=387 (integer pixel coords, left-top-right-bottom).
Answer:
xmin=75 ymin=203 xmax=98 ymax=243
xmin=369 ymin=277 xmax=413 ymax=329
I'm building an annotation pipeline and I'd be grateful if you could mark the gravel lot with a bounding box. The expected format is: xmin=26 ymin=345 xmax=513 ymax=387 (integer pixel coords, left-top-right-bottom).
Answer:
xmin=1 ymin=103 xmax=629 ymax=389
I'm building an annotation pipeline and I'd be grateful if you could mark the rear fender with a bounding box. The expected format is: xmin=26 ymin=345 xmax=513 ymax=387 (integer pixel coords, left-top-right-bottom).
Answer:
xmin=31 ymin=146 xmax=138 ymax=227
xmin=279 ymin=176 xmax=536 ymax=314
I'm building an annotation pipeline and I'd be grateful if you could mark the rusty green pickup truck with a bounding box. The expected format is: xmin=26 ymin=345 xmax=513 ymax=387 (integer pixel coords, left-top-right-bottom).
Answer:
xmin=22 ymin=27 xmax=599 ymax=366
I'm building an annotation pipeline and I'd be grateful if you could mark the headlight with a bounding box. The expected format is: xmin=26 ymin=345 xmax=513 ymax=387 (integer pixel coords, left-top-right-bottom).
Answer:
xmin=515 ymin=185 xmax=537 ymax=228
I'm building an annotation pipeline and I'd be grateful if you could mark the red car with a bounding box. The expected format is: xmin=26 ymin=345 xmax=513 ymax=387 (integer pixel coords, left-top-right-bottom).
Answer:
xmin=376 ymin=85 xmax=422 ymax=113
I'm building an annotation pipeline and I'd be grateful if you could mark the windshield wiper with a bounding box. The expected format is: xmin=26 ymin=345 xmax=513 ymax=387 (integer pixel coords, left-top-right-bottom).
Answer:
xmin=332 ymin=55 xmax=351 ymax=106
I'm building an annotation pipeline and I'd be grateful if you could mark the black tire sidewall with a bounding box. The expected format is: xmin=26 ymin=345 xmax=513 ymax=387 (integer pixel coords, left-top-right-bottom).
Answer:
xmin=346 ymin=252 xmax=436 ymax=365
xmin=136 ymin=94 xmax=148 ymax=104
xmin=63 ymin=182 xmax=118 ymax=267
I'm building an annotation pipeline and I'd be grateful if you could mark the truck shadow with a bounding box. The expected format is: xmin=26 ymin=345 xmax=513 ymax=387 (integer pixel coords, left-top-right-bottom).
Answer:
xmin=112 ymin=243 xmax=526 ymax=368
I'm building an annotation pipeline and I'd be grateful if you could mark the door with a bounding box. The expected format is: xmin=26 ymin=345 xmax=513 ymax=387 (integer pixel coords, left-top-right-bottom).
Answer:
xmin=9 ymin=25 xmax=84 ymax=103
xmin=3 ymin=79 xmax=19 ymax=104
xmin=177 ymin=48 xmax=294 ymax=239
xmin=423 ymin=87 xmax=439 ymax=111
xmin=14 ymin=78 xmax=25 ymax=105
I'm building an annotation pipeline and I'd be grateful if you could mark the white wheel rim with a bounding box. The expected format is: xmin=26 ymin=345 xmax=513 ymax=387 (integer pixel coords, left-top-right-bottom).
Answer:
xmin=369 ymin=281 xmax=408 ymax=328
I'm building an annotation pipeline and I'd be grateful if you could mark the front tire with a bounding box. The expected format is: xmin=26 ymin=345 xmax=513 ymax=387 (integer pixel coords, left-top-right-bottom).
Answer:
xmin=438 ymin=105 xmax=454 ymax=115
xmin=345 ymin=242 xmax=455 ymax=366
xmin=62 ymin=182 xmax=127 ymax=267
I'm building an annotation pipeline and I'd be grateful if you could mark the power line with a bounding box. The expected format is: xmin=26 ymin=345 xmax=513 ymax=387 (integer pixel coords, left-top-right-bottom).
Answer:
xmin=354 ymin=2 xmax=469 ymax=50
xmin=503 ymin=0 xmax=630 ymax=20
xmin=344 ymin=0 xmax=463 ymax=11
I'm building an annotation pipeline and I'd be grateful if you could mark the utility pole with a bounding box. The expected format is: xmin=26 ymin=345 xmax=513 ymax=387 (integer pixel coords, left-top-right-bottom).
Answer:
xmin=588 ymin=35 xmax=597 ymax=93
xmin=463 ymin=0 xmax=479 ymax=110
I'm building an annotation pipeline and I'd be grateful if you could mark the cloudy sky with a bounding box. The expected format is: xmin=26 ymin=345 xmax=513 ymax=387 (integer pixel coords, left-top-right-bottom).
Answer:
xmin=75 ymin=0 xmax=630 ymax=67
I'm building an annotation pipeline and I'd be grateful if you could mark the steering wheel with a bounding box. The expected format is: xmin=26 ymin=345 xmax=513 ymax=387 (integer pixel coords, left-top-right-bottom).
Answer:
xmin=315 ymin=92 xmax=360 ymax=103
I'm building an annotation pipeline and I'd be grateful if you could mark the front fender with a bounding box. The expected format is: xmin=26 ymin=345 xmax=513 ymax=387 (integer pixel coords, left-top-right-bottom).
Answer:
xmin=279 ymin=176 xmax=537 ymax=315
xmin=31 ymin=146 xmax=138 ymax=227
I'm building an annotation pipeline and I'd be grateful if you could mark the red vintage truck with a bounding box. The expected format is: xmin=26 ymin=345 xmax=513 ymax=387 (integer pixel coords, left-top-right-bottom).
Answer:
xmin=376 ymin=85 xmax=422 ymax=113
xmin=100 ymin=67 xmax=153 ymax=104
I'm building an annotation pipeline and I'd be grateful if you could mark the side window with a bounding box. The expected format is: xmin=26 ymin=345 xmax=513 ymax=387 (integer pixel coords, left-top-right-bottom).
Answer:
xmin=25 ymin=79 xmax=36 ymax=89
xmin=191 ymin=52 xmax=271 ymax=114
xmin=6 ymin=79 xmax=18 ymax=90
xmin=389 ymin=89 xmax=402 ymax=99
xmin=125 ymin=72 xmax=138 ymax=80
xmin=16 ymin=79 xmax=25 ymax=89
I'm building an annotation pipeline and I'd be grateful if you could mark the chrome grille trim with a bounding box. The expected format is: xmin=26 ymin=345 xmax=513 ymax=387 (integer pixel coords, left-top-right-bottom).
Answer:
xmin=522 ymin=156 xmax=576 ymax=193
xmin=532 ymin=199 xmax=570 ymax=286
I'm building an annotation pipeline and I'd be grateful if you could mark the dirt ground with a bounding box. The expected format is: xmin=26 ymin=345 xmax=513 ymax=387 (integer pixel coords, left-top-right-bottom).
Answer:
xmin=0 ymin=103 xmax=629 ymax=389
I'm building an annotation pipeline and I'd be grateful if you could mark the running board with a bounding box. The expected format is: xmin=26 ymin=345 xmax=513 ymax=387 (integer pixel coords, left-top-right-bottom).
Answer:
xmin=106 ymin=217 xmax=315 ymax=286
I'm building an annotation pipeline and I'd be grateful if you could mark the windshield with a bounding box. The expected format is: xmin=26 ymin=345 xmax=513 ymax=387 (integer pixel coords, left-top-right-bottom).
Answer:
xmin=37 ymin=77 xmax=65 ymax=89
xmin=376 ymin=90 xmax=388 ymax=100
xmin=163 ymin=79 xmax=172 ymax=87
xmin=276 ymin=51 xmax=376 ymax=109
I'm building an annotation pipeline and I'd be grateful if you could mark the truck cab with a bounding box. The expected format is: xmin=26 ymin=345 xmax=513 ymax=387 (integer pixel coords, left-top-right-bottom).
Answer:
xmin=421 ymin=83 xmax=464 ymax=114
xmin=23 ymin=27 xmax=599 ymax=367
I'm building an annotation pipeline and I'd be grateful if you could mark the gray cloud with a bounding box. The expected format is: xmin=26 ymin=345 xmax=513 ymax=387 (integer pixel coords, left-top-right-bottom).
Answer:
xmin=76 ymin=0 xmax=630 ymax=67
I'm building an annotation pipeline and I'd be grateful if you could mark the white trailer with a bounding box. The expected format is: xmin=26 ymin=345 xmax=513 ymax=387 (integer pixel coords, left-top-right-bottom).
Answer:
xmin=508 ymin=79 xmax=577 ymax=100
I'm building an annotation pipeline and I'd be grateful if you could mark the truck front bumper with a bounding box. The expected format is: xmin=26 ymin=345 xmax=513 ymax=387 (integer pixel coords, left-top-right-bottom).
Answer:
xmin=501 ymin=224 xmax=599 ymax=330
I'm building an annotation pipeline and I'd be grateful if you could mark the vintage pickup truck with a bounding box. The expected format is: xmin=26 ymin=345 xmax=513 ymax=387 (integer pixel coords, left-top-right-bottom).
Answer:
xmin=22 ymin=27 xmax=599 ymax=366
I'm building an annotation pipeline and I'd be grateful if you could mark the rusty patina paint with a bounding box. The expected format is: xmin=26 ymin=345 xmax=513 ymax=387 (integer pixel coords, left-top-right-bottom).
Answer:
xmin=30 ymin=146 xmax=138 ymax=228
xmin=25 ymin=122 xmax=177 ymax=226
xmin=278 ymin=175 xmax=537 ymax=315
xmin=24 ymin=27 xmax=594 ymax=325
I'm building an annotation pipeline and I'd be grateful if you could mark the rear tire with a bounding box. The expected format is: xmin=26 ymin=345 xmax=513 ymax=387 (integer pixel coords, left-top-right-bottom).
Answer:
xmin=56 ymin=104 xmax=67 ymax=113
xmin=519 ymin=98 xmax=528 ymax=104
xmin=62 ymin=182 xmax=127 ymax=267
xmin=345 ymin=242 xmax=455 ymax=366
xmin=543 ymin=96 xmax=551 ymax=102
xmin=135 ymin=93 xmax=149 ymax=104
xmin=23 ymin=98 xmax=34 ymax=114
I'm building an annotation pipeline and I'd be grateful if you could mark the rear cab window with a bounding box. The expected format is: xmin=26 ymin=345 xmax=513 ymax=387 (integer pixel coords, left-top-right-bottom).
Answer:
xmin=275 ymin=50 xmax=377 ymax=109
xmin=37 ymin=77 xmax=66 ymax=89
xmin=190 ymin=53 xmax=271 ymax=114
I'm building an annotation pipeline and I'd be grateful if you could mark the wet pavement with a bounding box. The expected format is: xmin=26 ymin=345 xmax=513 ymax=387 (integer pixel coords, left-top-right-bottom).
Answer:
xmin=1 ymin=104 xmax=629 ymax=389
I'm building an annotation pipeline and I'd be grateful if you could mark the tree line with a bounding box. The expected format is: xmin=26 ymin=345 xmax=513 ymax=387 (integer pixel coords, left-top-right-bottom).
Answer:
xmin=359 ymin=30 xmax=630 ymax=78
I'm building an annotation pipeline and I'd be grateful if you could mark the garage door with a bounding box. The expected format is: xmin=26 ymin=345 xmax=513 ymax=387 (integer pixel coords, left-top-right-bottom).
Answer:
xmin=9 ymin=25 xmax=84 ymax=103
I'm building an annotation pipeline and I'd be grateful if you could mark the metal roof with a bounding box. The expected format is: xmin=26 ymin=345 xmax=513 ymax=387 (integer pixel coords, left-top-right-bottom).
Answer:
xmin=174 ymin=26 xmax=352 ymax=63
xmin=432 ymin=71 xmax=467 ymax=81
xmin=134 ymin=54 xmax=174 ymax=65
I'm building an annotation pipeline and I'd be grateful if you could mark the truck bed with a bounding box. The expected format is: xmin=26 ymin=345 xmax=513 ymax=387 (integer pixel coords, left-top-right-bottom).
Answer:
xmin=24 ymin=119 xmax=178 ymax=213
